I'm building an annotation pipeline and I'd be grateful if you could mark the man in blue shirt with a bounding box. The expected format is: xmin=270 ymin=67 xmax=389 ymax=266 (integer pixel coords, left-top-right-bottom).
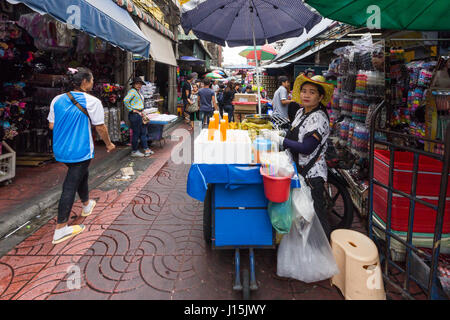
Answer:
xmin=47 ymin=67 xmax=115 ymax=244
xmin=272 ymin=76 xmax=293 ymax=119
xmin=198 ymin=78 xmax=218 ymax=127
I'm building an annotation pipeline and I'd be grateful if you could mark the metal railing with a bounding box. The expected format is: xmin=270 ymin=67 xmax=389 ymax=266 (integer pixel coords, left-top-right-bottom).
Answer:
xmin=368 ymin=100 xmax=450 ymax=299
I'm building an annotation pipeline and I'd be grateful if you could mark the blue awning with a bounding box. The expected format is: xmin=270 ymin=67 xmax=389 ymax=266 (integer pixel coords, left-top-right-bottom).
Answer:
xmin=7 ymin=0 xmax=151 ymax=58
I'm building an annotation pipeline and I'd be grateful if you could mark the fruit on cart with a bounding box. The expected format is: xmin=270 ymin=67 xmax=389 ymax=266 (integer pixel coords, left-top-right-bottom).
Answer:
xmin=240 ymin=120 xmax=273 ymax=138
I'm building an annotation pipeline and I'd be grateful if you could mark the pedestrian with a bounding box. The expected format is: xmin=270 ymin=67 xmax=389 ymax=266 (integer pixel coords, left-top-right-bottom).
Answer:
xmin=182 ymin=74 xmax=194 ymax=124
xmin=272 ymin=75 xmax=293 ymax=119
xmin=234 ymin=82 xmax=242 ymax=95
xmin=244 ymin=85 xmax=253 ymax=94
xmin=124 ymin=77 xmax=154 ymax=157
xmin=198 ymin=78 xmax=218 ymax=127
xmin=212 ymin=80 xmax=220 ymax=95
xmin=186 ymin=83 xmax=200 ymax=130
xmin=48 ymin=67 xmax=116 ymax=244
xmin=222 ymin=81 xmax=235 ymax=122
xmin=217 ymin=83 xmax=225 ymax=117
xmin=270 ymin=75 xmax=334 ymax=239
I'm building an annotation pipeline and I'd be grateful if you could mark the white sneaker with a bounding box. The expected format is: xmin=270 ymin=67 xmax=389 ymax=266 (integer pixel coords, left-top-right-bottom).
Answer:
xmin=131 ymin=151 xmax=145 ymax=157
xmin=81 ymin=200 xmax=96 ymax=217
xmin=144 ymin=149 xmax=154 ymax=157
xmin=52 ymin=225 xmax=85 ymax=244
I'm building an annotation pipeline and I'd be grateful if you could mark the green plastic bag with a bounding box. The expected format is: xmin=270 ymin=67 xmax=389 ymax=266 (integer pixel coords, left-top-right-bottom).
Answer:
xmin=267 ymin=192 xmax=293 ymax=234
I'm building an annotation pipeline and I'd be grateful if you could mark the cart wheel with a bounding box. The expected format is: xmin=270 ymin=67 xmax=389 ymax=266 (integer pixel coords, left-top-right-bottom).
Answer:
xmin=203 ymin=185 xmax=212 ymax=244
xmin=326 ymin=173 xmax=354 ymax=230
xmin=242 ymin=269 xmax=250 ymax=300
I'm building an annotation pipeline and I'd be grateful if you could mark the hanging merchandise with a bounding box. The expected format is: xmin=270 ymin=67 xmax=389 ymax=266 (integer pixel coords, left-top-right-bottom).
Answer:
xmin=17 ymin=13 xmax=72 ymax=52
xmin=339 ymin=117 xmax=351 ymax=145
xmin=340 ymin=96 xmax=353 ymax=116
xmin=352 ymin=98 xmax=370 ymax=123
xmin=352 ymin=123 xmax=370 ymax=159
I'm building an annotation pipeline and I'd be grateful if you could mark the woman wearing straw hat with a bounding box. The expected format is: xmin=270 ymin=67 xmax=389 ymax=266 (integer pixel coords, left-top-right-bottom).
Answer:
xmin=270 ymin=74 xmax=334 ymax=239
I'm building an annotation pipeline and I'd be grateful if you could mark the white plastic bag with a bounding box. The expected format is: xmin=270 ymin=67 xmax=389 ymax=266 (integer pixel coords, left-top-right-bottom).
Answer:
xmin=292 ymin=175 xmax=316 ymax=227
xmin=277 ymin=213 xmax=339 ymax=283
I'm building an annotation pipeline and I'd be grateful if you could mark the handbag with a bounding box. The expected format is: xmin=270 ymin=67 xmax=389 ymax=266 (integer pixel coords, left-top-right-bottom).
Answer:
xmin=142 ymin=112 xmax=150 ymax=124
xmin=186 ymin=101 xmax=199 ymax=113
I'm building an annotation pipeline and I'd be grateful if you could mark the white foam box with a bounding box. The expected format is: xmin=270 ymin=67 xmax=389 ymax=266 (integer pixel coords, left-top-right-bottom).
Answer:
xmin=194 ymin=129 xmax=252 ymax=164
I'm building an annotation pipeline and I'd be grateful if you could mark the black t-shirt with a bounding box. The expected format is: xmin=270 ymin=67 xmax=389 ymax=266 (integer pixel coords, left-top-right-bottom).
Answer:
xmin=223 ymin=88 xmax=234 ymax=106
xmin=182 ymin=81 xmax=192 ymax=101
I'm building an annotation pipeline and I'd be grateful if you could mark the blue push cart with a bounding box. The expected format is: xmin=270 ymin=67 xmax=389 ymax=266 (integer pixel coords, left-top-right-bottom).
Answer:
xmin=187 ymin=163 xmax=299 ymax=300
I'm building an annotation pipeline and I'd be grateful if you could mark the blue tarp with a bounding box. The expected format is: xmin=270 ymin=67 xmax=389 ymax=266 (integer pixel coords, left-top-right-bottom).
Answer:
xmin=187 ymin=164 xmax=300 ymax=202
xmin=8 ymin=0 xmax=151 ymax=58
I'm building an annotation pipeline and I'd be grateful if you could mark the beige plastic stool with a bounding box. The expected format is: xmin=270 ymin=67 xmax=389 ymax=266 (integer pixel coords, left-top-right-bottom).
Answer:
xmin=331 ymin=229 xmax=386 ymax=300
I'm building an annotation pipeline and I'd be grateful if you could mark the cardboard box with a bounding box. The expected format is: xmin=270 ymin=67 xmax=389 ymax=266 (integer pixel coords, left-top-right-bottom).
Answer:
xmin=233 ymin=93 xmax=257 ymax=103
xmin=234 ymin=104 xmax=257 ymax=113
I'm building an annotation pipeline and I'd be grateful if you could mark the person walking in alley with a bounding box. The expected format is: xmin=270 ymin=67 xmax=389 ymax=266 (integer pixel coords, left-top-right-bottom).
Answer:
xmin=124 ymin=77 xmax=154 ymax=157
xmin=48 ymin=67 xmax=116 ymax=244
xmin=272 ymin=76 xmax=294 ymax=119
xmin=198 ymin=78 xmax=218 ymax=127
xmin=182 ymin=74 xmax=194 ymax=124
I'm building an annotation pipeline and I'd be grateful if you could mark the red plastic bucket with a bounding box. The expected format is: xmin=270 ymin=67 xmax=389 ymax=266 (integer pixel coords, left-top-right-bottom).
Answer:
xmin=260 ymin=167 xmax=292 ymax=203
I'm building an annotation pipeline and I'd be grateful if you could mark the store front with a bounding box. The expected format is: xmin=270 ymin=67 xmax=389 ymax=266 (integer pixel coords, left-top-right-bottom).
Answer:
xmin=0 ymin=0 xmax=150 ymax=181
xmin=137 ymin=21 xmax=178 ymax=115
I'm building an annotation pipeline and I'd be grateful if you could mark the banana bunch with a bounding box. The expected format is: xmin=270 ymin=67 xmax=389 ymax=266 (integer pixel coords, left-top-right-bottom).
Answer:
xmin=241 ymin=120 xmax=273 ymax=131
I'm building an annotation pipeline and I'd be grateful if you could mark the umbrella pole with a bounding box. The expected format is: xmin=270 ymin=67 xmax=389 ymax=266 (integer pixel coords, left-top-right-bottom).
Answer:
xmin=250 ymin=0 xmax=261 ymax=115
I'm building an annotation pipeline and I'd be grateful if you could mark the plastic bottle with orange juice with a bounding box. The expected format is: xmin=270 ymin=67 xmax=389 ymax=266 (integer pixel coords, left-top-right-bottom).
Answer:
xmin=213 ymin=110 xmax=220 ymax=129
xmin=223 ymin=112 xmax=229 ymax=125
xmin=220 ymin=119 xmax=227 ymax=142
xmin=208 ymin=117 xmax=215 ymax=141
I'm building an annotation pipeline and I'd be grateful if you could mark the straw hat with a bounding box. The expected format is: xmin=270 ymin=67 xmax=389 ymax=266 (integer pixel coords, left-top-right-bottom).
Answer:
xmin=292 ymin=74 xmax=335 ymax=107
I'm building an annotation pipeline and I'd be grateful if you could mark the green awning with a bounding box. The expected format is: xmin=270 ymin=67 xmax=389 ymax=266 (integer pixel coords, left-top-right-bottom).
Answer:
xmin=305 ymin=0 xmax=450 ymax=31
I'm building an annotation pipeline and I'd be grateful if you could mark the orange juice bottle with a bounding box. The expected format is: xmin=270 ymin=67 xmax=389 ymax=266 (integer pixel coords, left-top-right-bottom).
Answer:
xmin=208 ymin=117 xmax=215 ymax=141
xmin=213 ymin=111 xmax=220 ymax=129
xmin=220 ymin=119 xmax=227 ymax=141
xmin=223 ymin=112 xmax=229 ymax=127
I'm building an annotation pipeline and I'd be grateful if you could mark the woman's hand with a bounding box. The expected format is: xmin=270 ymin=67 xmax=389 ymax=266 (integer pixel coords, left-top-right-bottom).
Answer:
xmin=269 ymin=131 xmax=284 ymax=145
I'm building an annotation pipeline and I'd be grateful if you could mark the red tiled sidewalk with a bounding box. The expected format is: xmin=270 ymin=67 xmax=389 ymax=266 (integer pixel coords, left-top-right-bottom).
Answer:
xmin=0 ymin=145 xmax=125 ymax=216
xmin=0 ymin=125 xmax=358 ymax=300
xmin=0 ymin=137 xmax=176 ymax=300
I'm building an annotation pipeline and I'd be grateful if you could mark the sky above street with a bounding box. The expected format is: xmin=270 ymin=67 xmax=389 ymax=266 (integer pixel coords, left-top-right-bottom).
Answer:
xmin=222 ymin=45 xmax=248 ymax=66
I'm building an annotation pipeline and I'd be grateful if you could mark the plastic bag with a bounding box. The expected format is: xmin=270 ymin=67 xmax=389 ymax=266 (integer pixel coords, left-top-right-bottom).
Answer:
xmin=277 ymin=213 xmax=339 ymax=283
xmin=292 ymin=175 xmax=315 ymax=224
xmin=260 ymin=150 xmax=294 ymax=178
xmin=267 ymin=192 xmax=292 ymax=234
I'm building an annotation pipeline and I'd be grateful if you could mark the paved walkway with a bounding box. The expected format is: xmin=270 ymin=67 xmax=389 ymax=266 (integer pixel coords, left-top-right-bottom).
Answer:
xmin=0 ymin=128 xmax=357 ymax=300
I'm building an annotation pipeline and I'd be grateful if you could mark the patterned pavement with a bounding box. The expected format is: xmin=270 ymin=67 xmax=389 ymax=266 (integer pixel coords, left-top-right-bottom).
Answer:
xmin=0 ymin=130 xmax=358 ymax=300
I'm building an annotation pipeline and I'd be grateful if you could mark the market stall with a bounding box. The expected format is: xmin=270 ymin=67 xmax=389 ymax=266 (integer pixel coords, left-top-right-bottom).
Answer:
xmin=0 ymin=1 xmax=146 ymax=182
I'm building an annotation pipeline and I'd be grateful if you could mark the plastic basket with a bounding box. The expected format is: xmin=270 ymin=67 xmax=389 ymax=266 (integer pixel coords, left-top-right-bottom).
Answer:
xmin=0 ymin=141 xmax=16 ymax=183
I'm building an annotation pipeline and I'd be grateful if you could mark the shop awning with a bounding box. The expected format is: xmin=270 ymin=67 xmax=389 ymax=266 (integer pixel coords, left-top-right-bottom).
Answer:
xmin=287 ymin=40 xmax=336 ymax=63
xmin=139 ymin=21 xmax=177 ymax=67
xmin=275 ymin=18 xmax=336 ymax=62
xmin=7 ymin=0 xmax=151 ymax=58
xmin=262 ymin=62 xmax=290 ymax=69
